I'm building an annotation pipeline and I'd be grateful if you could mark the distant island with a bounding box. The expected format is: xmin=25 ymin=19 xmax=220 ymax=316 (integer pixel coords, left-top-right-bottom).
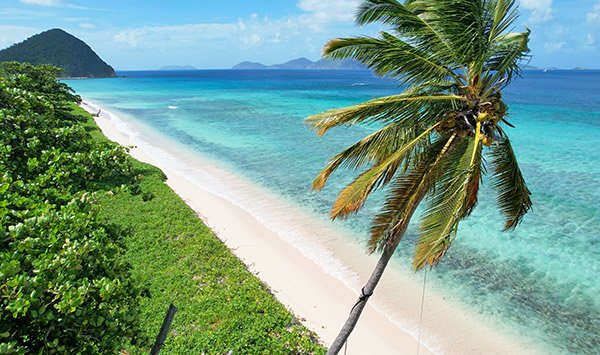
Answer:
xmin=159 ymin=65 xmax=198 ymax=71
xmin=232 ymin=57 xmax=368 ymax=70
xmin=232 ymin=59 xmax=596 ymax=71
xmin=522 ymin=65 xmax=595 ymax=71
xmin=522 ymin=65 xmax=560 ymax=71
xmin=0 ymin=28 xmax=115 ymax=78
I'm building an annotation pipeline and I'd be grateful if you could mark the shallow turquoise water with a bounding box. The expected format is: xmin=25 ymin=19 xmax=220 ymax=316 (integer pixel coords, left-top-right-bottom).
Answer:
xmin=66 ymin=70 xmax=600 ymax=353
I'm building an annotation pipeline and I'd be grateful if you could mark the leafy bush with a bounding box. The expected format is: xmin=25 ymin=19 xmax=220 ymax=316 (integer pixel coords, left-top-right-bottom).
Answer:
xmin=0 ymin=62 xmax=141 ymax=353
xmin=0 ymin=61 xmax=324 ymax=354
xmin=0 ymin=198 xmax=139 ymax=353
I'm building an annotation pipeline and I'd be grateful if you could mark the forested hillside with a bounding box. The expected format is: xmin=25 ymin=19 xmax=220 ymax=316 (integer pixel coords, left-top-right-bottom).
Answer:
xmin=0 ymin=29 xmax=116 ymax=78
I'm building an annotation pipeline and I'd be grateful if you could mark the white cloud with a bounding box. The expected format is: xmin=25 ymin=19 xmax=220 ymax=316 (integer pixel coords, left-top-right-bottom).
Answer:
xmin=242 ymin=34 xmax=263 ymax=46
xmin=0 ymin=7 xmax=54 ymax=19
xmin=107 ymin=0 xmax=364 ymax=52
xmin=79 ymin=23 xmax=95 ymax=29
xmin=111 ymin=8 xmax=335 ymax=51
xmin=585 ymin=33 xmax=596 ymax=46
xmin=19 ymin=0 xmax=63 ymax=6
xmin=587 ymin=1 xmax=600 ymax=23
xmin=544 ymin=41 xmax=565 ymax=52
xmin=62 ymin=16 xmax=90 ymax=22
xmin=297 ymin=0 xmax=360 ymax=23
xmin=112 ymin=23 xmax=238 ymax=49
xmin=18 ymin=0 xmax=93 ymax=10
xmin=85 ymin=0 xmax=371 ymax=68
xmin=520 ymin=0 xmax=554 ymax=23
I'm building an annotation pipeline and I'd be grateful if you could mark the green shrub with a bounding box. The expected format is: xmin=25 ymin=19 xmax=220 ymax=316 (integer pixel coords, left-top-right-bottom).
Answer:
xmin=0 ymin=198 xmax=140 ymax=353
xmin=0 ymin=61 xmax=324 ymax=354
xmin=0 ymin=62 xmax=141 ymax=353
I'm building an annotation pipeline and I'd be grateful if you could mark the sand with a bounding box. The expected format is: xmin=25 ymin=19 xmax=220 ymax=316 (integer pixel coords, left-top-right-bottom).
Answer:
xmin=81 ymin=100 xmax=542 ymax=354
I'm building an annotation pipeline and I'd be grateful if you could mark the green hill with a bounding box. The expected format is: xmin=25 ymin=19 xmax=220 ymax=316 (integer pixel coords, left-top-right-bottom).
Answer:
xmin=0 ymin=28 xmax=116 ymax=78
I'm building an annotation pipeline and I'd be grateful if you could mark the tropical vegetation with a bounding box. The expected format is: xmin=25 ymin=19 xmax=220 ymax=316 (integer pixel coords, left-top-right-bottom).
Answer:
xmin=0 ymin=62 xmax=139 ymax=353
xmin=306 ymin=0 xmax=533 ymax=353
xmin=87 ymin=117 xmax=324 ymax=354
xmin=1 ymin=62 xmax=324 ymax=353
xmin=0 ymin=29 xmax=116 ymax=78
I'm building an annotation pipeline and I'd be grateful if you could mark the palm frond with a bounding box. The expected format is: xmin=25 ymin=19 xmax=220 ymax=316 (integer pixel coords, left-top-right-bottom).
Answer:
xmin=323 ymin=33 xmax=455 ymax=84
xmin=355 ymin=0 xmax=459 ymax=69
xmin=487 ymin=0 xmax=519 ymax=42
xmin=483 ymin=30 xmax=530 ymax=90
xmin=489 ymin=136 xmax=532 ymax=230
xmin=312 ymin=121 xmax=422 ymax=190
xmin=463 ymin=139 xmax=484 ymax=218
xmin=413 ymin=136 xmax=478 ymax=270
xmin=329 ymin=120 xmax=443 ymax=219
xmin=369 ymin=133 xmax=458 ymax=252
xmin=406 ymin=0 xmax=488 ymax=66
xmin=306 ymin=90 xmax=462 ymax=136
xmin=308 ymin=0 xmax=531 ymax=274
xmin=356 ymin=0 xmax=413 ymax=26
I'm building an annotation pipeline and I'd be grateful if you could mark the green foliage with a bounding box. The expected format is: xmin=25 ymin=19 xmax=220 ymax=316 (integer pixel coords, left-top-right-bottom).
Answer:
xmin=308 ymin=2 xmax=534 ymax=351
xmin=1 ymin=62 xmax=323 ymax=354
xmin=93 ymin=131 xmax=325 ymax=354
xmin=0 ymin=199 xmax=139 ymax=354
xmin=489 ymin=132 xmax=532 ymax=230
xmin=0 ymin=29 xmax=116 ymax=78
xmin=0 ymin=61 xmax=80 ymax=103
xmin=0 ymin=62 xmax=141 ymax=353
xmin=308 ymin=0 xmax=532 ymax=270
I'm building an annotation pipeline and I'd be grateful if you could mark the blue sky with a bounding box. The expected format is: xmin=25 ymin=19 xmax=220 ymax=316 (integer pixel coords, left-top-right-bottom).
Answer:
xmin=0 ymin=0 xmax=599 ymax=69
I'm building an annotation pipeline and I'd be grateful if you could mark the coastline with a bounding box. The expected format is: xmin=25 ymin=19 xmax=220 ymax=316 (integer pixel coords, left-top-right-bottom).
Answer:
xmin=81 ymin=99 xmax=542 ymax=354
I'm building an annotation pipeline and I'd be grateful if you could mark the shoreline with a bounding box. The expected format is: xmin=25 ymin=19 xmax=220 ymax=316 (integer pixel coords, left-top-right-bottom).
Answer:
xmin=81 ymin=99 xmax=541 ymax=354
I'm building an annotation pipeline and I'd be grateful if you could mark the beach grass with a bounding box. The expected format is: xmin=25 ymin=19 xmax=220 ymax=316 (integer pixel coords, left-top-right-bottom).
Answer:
xmin=76 ymin=105 xmax=325 ymax=354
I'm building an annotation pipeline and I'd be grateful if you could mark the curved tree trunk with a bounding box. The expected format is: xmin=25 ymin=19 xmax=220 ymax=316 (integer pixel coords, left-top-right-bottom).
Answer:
xmin=326 ymin=236 xmax=402 ymax=354
xmin=326 ymin=134 xmax=458 ymax=354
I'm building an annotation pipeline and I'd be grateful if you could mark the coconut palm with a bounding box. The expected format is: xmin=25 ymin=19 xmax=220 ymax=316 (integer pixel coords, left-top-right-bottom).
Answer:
xmin=306 ymin=0 xmax=532 ymax=353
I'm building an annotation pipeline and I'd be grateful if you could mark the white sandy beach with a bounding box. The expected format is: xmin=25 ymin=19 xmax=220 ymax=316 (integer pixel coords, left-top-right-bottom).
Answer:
xmin=82 ymin=100 xmax=542 ymax=354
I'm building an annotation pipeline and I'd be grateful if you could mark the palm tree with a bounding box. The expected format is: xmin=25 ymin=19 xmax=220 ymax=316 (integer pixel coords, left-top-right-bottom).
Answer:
xmin=306 ymin=0 xmax=532 ymax=353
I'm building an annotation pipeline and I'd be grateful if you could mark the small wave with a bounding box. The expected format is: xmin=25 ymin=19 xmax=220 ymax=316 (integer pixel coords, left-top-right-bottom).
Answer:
xmin=168 ymin=105 xmax=178 ymax=109
xmin=352 ymin=83 xmax=366 ymax=86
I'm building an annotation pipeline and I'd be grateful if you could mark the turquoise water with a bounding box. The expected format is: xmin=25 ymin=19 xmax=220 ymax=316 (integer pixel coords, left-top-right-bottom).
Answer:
xmin=66 ymin=70 xmax=600 ymax=353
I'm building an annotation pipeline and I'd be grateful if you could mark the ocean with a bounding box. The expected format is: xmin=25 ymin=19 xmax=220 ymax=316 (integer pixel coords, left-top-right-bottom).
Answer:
xmin=65 ymin=69 xmax=600 ymax=354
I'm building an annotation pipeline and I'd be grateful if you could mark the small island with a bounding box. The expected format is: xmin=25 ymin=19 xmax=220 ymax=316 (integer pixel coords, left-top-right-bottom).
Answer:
xmin=158 ymin=65 xmax=198 ymax=71
xmin=232 ymin=57 xmax=368 ymax=70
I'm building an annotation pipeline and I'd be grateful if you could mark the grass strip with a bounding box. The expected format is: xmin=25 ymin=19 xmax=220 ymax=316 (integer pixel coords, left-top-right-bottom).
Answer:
xmin=78 ymin=106 xmax=325 ymax=354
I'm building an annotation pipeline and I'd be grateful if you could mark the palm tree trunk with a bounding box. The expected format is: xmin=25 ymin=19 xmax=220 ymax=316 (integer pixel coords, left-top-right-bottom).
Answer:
xmin=326 ymin=135 xmax=457 ymax=354
xmin=326 ymin=238 xmax=400 ymax=354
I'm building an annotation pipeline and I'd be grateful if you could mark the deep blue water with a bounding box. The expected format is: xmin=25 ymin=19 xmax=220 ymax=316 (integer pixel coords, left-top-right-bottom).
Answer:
xmin=66 ymin=69 xmax=600 ymax=353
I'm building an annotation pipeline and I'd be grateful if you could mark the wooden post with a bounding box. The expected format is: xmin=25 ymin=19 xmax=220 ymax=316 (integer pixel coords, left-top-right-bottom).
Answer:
xmin=150 ymin=303 xmax=177 ymax=355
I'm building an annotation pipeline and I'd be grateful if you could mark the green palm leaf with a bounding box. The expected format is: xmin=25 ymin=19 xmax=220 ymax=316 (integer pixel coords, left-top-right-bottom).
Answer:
xmin=312 ymin=121 xmax=422 ymax=190
xmin=306 ymin=90 xmax=462 ymax=135
xmin=369 ymin=133 xmax=458 ymax=252
xmin=329 ymin=120 xmax=443 ymax=219
xmin=484 ymin=30 xmax=531 ymax=91
xmin=464 ymin=138 xmax=484 ymax=217
xmin=324 ymin=33 xmax=456 ymax=84
xmin=489 ymin=136 xmax=532 ymax=230
xmin=307 ymin=1 xmax=532 ymax=351
xmin=406 ymin=0 xmax=487 ymax=66
xmin=355 ymin=0 xmax=459 ymax=66
xmin=414 ymin=137 xmax=479 ymax=270
xmin=487 ymin=0 xmax=519 ymax=41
